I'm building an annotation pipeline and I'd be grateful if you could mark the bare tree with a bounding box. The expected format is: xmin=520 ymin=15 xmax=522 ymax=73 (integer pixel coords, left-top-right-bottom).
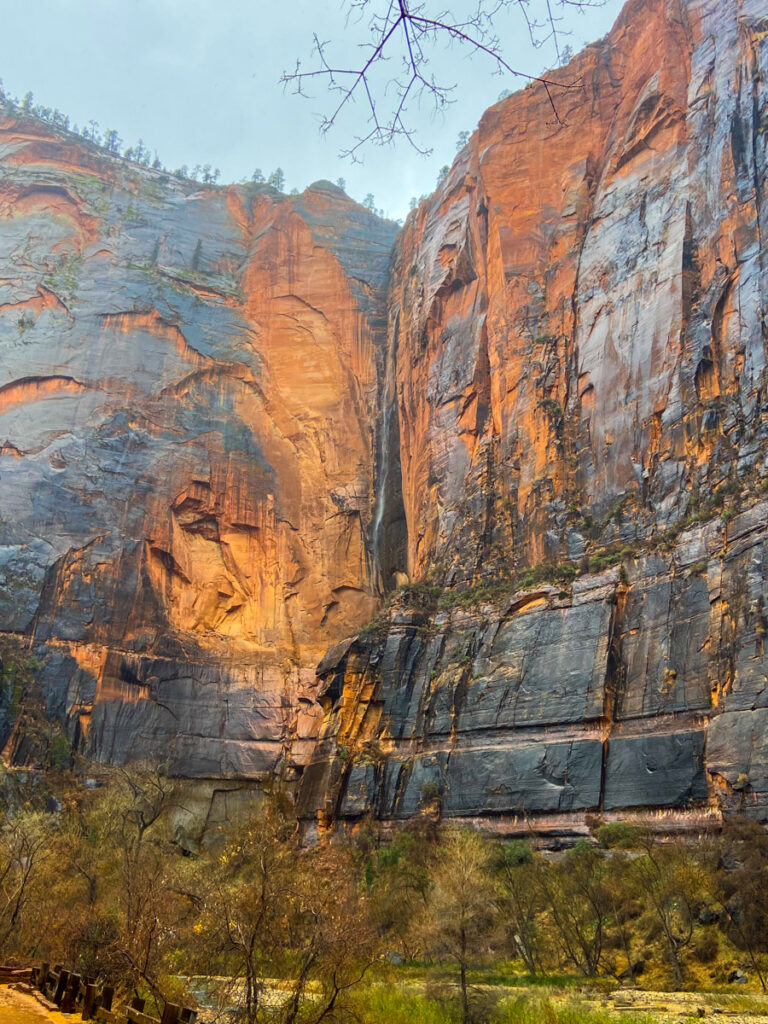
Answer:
xmin=282 ymin=0 xmax=605 ymax=158
xmin=192 ymin=803 xmax=376 ymax=1024
xmin=422 ymin=828 xmax=498 ymax=1024
xmin=0 ymin=811 xmax=55 ymax=954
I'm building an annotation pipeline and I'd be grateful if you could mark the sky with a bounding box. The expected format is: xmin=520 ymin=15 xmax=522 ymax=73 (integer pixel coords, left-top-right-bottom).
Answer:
xmin=0 ymin=0 xmax=625 ymax=220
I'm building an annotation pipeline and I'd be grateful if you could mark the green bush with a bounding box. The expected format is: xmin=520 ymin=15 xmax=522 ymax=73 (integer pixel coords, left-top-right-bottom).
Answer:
xmin=595 ymin=822 xmax=640 ymax=850
xmin=49 ymin=733 xmax=72 ymax=771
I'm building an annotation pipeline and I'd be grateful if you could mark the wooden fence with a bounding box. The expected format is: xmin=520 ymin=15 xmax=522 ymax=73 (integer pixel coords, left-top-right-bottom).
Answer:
xmin=3 ymin=962 xmax=199 ymax=1024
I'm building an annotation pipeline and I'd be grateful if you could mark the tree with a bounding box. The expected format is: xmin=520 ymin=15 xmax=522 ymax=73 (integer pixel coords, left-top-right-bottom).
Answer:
xmin=712 ymin=818 xmax=768 ymax=990
xmin=362 ymin=193 xmax=375 ymax=210
xmin=422 ymin=829 xmax=498 ymax=1024
xmin=104 ymin=129 xmax=122 ymax=154
xmin=534 ymin=840 xmax=611 ymax=977
xmin=436 ymin=164 xmax=449 ymax=185
xmin=282 ymin=0 xmax=603 ymax=157
xmin=335 ymin=177 xmax=346 ymax=190
xmin=456 ymin=130 xmax=470 ymax=151
xmin=267 ymin=167 xmax=286 ymax=190
xmin=494 ymin=840 xmax=543 ymax=975
xmin=192 ymin=803 xmax=376 ymax=1024
xmin=632 ymin=834 xmax=704 ymax=988
xmin=85 ymin=120 xmax=102 ymax=145
xmin=251 ymin=167 xmax=265 ymax=182
xmin=365 ymin=821 xmax=434 ymax=960
xmin=0 ymin=811 xmax=55 ymax=954
xmin=96 ymin=763 xmax=183 ymax=1002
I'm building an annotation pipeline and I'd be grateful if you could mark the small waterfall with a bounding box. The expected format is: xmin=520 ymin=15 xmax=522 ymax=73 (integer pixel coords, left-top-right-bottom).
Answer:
xmin=372 ymin=310 xmax=407 ymax=592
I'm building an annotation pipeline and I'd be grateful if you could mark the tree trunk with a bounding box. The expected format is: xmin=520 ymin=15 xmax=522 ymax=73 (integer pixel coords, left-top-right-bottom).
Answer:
xmin=460 ymin=925 xmax=469 ymax=1024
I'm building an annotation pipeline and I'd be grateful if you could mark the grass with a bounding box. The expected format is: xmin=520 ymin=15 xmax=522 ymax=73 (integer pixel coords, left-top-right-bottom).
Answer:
xmin=713 ymin=991 xmax=768 ymax=1013
xmin=349 ymin=984 xmax=458 ymax=1024
xmin=349 ymin=982 xmax=657 ymax=1024
xmin=466 ymin=968 xmax=587 ymax=990
xmin=491 ymin=994 xmax=655 ymax=1023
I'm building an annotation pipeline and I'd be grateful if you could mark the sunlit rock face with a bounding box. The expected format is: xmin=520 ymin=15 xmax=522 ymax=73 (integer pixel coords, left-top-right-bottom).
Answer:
xmin=2 ymin=0 xmax=768 ymax=833
xmin=296 ymin=0 xmax=768 ymax=835
xmin=0 ymin=119 xmax=396 ymax=778
xmin=388 ymin=0 xmax=767 ymax=581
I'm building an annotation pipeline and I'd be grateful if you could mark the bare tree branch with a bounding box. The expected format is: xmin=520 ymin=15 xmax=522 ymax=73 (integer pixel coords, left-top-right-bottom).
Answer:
xmin=282 ymin=0 xmax=606 ymax=158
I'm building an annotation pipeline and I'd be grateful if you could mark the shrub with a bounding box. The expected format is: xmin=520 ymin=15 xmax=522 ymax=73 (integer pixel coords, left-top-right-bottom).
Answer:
xmin=693 ymin=929 xmax=719 ymax=963
xmin=595 ymin=822 xmax=640 ymax=850
xmin=49 ymin=733 xmax=72 ymax=771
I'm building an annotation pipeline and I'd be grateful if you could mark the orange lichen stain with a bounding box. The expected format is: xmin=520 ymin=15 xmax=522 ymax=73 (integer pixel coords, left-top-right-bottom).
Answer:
xmin=0 ymin=181 xmax=100 ymax=248
xmin=506 ymin=594 xmax=550 ymax=615
xmin=224 ymin=187 xmax=254 ymax=236
xmin=96 ymin=672 xmax=150 ymax=705
xmin=0 ymin=285 xmax=70 ymax=318
xmin=100 ymin=310 xmax=208 ymax=366
xmin=0 ymin=375 xmax=88 ymax=417
xmin=68 ymin=642 xmax=108 ymax=679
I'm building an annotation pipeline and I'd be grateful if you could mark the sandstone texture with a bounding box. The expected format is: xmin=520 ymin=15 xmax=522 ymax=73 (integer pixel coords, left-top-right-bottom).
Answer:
xmin=0 ymin=119 xmax=396 ymax=778
xmin=296 ymin=0 xmax=768 ymax=834
xmin=2 ymin=0 xmax=768 ymax=834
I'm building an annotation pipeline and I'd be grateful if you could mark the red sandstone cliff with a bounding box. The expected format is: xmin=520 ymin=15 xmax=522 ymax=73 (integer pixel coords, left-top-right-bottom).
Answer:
xmin=296 ymin=0 xmax=768 ymax=836
xmin=382 ymin=0 xmax=767 ymax=583
xmin=1 ymin=0 xmax=768 ymax=834
xmin=0 ymin=118 xmax=396 ymax=780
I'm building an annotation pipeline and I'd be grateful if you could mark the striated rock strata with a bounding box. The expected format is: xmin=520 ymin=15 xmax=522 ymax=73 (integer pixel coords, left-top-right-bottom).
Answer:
xmin=0 ymin=117 xmax=396 ymax=779
xmin=2 ymin=0 xmax=768 ymax=834
xmin=296 ymin=0 xmax=768 ymax=835
xmin=298 ymin=503 xmax=768 ymax=835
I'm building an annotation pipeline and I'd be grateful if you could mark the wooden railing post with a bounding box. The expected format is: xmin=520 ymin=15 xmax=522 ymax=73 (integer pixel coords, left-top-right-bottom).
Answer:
xmin=160 ymin=1002 xmax=180 ymax=1024
xmin=83 ymin=982 xmax=98 ymax=1020
xmin=61 ymin=972 xmax=81 ymax=1013
xmin=53 ymin=969 xmax=69 ymax=1006
xmin=102 ymin=985 xmax=115 ymax=1011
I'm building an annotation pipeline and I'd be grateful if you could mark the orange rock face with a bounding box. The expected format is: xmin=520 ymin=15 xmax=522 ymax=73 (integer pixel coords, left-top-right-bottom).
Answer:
xmin=387 ymin=0 xmax=768 ymax=581
xmin=2 ymin=0 xmax=768 ymax=833
xmin=296 ymin=0 xmax=768 ymax=835
xmin=0 ymin=118 xmax=396 ymax=776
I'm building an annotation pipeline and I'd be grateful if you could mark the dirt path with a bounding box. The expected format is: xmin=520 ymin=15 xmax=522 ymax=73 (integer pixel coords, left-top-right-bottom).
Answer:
xmin=569 ymin=986 xmax=768 ymax=1023
xmin=0 ymin=986 xmax=69 ymax=1024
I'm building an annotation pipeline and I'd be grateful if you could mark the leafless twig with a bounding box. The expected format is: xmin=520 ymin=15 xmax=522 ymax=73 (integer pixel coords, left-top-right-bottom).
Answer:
xmin=281 ymin=0 xmax=605 ymax=158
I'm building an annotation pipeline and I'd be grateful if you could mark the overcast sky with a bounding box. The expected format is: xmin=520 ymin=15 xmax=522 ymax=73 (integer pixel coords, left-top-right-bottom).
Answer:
xmin=1 ymin=0 xmax=625 ymax=219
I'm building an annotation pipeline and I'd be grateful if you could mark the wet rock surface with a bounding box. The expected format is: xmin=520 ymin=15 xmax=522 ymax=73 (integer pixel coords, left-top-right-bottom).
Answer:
xmin=2 ymin=0 xmax=768 ymax=832
xmin=298 ymin=509 xmax=768 ymax=831
xmin=0 ymin=119 xmax=396 ymax=777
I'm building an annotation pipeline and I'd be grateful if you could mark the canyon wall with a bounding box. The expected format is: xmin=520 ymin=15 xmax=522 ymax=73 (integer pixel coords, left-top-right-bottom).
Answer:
xmin=296 ymin=0 xmax=768 ymax=836
xmin=0 ymin=119 xmax=396 ymax=780
xmin=1 ymin=0 xmax=768 ymax=835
